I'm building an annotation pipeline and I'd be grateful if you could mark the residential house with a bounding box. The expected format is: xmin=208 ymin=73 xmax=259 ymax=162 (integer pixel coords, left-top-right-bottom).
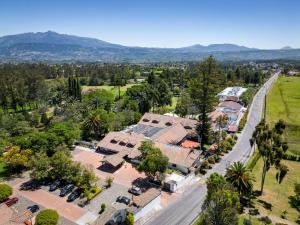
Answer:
xmin=97 ymin=113 xmax=200 ymax=174
xmin=217 ymin=87 xmax=247 ymax=102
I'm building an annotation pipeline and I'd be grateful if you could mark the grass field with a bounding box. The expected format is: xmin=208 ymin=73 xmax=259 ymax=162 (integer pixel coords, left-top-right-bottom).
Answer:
xmin=266 ymin=76 xmax=300 ymax=155
xmin=81 ymin=84 xmax=139 ymax=97
xmin=251 ymin=159 xmax=300 ymax=224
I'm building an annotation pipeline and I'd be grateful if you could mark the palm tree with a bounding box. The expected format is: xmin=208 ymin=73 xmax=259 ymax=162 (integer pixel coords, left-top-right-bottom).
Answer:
xmin=225 ymin=162 xmax=254 ymax=197
xmin=83 ymin=112 xmax=102 ymax=138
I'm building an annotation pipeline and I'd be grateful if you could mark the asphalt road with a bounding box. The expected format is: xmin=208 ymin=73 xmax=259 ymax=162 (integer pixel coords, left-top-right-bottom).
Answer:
xmin=146 ymin=71 xmax=280 ymax=225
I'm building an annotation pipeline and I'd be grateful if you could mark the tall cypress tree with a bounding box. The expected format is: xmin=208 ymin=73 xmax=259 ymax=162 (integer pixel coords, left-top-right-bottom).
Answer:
xmin=189 ymin=56 xmax=221 ymax=149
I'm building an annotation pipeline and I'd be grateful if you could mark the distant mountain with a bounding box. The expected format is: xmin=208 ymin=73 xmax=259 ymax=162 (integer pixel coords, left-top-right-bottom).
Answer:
xmin=0 ymin=31 xmax=299 ymax=63
xmin=281 ymin=46 xmax=293 ymax=50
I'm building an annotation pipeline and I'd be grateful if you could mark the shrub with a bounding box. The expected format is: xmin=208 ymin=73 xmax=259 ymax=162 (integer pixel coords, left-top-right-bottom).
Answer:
xmin=281 ymin=210 xmax=288 ymax=219
xmin=208 ymin=156 xmax=215 ymax=164
xmin=84 ymin=186 xmax=102 ymax=202
xmin=233 ymin=135 xmax=238 ymax=140
xmin=259 ymin=216 xmax=272 ymax=224
xmin=214 ymin=155 xmax=221 ymax=162
xmin=226 ymin=137 xmax=235 ymax=145
xmin=99 ymin=203 xmax=106 ymax=214
xmin=0 ymin=183 xmax=13 ymax=202
xmin=220 ymin=140 xmax=232 ymax=152
xmin=243 ymin=219 xmax=252 ymax=225
xmin=201 ymin=160 xmax=210 ymax=169
xmin=105 ymin=176 xmax=114 ymax=188
xmin=35 ymin=209 xmax=59 ymax=225
xmin=126 ymin=212 xmax=134 ymax=225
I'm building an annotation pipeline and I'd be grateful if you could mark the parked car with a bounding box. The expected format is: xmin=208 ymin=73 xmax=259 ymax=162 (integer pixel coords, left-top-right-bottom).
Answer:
xmin=27 ymin=204 xmax=40 ymax=213
xmin=49 ymin=180 xmax=61 ymax=192
xmin=67 ymin=189 xmax=82 ymax=202
xmin=20 ymin=180 xmax=39 ymax=191
xmin=128 ymin=186 xmax=142 ymax=195
xmin=116 ymin=196 xmax=130 ymax=205
xmin=5 ymin=197 xmax=19 ymax=207
xmin=60 ymin=184 xmax=75 ymax=197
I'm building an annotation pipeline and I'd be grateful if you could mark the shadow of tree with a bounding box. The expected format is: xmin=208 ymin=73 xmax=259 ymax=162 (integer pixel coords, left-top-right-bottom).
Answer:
xmin=288 ymin=195 xmax=300 ymax=212
xmin=257 ymin=199 xmax=272 ymax=210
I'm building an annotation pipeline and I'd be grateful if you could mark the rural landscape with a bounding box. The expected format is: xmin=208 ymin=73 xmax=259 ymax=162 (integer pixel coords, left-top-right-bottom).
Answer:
xmin=0 ymin=1 xmax=299 ymax=225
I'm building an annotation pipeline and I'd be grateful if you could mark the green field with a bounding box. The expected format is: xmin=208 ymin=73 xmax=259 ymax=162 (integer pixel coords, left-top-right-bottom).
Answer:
xmin=251 ymin=159 xmax=300 ymax=224
xmin=266 ymin=76 xmax=300 ymax=155
xmin=81 ymin=84 xmax=139 ymax=97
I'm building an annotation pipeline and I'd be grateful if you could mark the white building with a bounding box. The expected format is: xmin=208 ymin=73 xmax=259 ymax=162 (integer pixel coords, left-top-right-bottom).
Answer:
xmin=217 ymin=87 xmax=247 ymax=102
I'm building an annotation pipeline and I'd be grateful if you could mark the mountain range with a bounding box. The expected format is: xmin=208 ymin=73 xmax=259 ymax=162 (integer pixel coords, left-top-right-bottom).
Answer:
xmin=0 ymin=31 xmax=299 ymax=63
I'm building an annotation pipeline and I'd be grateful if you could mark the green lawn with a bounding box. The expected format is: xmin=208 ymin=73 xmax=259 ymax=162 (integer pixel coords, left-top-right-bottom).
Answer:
xmin=81 ymin=84 xmax=139 ymax=97
xmin=266 ymin=76 xmax=300 ymax=155
xmin=251 ymin=159 xmax=300 ymax=223
xmin=238 ymin=214 xmax=263 ymax=225
xmin=0 ymin=161 xmax=8 ymax=180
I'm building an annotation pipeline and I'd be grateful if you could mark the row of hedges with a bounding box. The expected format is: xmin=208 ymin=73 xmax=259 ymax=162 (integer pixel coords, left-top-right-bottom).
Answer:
xmin=283 ymin=153 xmax=300 ymax=162
xmin=238 ymin=110 xmax=248 ymax=132
xmin=84 ymin=186 xmax=102 ymax=202
xmin=247 ymin=151 xmax=261 ymax=171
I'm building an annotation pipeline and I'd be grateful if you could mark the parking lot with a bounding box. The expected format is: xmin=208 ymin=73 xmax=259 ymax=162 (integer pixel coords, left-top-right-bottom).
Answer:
xmin=12 ymin=180 xmax=90 ymax=224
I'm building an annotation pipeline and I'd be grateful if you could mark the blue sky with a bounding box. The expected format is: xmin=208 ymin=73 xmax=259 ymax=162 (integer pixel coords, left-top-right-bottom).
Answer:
xmin=0 ymin=0 xmax=299 ymax=49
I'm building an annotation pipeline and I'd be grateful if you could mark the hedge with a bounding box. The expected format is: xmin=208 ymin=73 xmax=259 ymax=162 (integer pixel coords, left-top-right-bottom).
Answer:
xmin=0 ymin=183 xmax=13 ymax=202
xmin=84 ymin=186 xmax=102 ymax=202
xmin=35 ymin=209 xmax=59 ymax=225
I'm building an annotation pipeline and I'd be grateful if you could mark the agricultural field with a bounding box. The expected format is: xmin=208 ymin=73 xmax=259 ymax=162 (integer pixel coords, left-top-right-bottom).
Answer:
xmin=266 ymin=76 xmax=300 ymax=155
xmin=81 ymin=83 xmax=139 ymax=97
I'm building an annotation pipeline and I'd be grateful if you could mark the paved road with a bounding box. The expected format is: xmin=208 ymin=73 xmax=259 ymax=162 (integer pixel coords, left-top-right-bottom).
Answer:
xmin=146 ymin=71 xmax=280 ymax=225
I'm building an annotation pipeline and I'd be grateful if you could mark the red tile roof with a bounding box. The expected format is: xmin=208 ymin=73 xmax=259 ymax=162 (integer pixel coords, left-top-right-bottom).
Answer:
xmin=181 ymin=140 xmax=200 ymax=148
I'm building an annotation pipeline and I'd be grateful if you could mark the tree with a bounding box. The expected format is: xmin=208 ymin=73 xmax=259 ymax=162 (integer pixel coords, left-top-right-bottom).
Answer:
xmin=137 ymin=141 xmax=169 ymax=181
xmin=216 ymin=115 xmax=228 ymax=154
xmin=82 ymin=109 xmax=112 ymax=139
xmin=0 ymin=183 xmax=13 ymax=202
xmin=49 ymin=151 xmax=73 ymax=181
xmin=30 ymin=152 xmax=51 ymax=181
xmin=189 ymin=56 xmax=222 ymax=149
xmin=175 ymin=91 xmax=195 ymax=117
xmin=252 ymin=120 xmax=288 ymax=194
xmin=225 ymin=162 xmax=254 ymax=197
xmin=199 ymin=173 xmax=239 ymax=225
xmin=35 ymin=209 xmax=59 ymax=225
xmin=2 ymin=146 xmax=32 ymax=171
xmin=105 ymin=176 xmax=114 ymax=188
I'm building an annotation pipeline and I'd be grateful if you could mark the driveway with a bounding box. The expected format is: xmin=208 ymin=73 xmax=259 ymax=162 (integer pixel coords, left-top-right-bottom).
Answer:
xmin=145 ymin=71 xmax=280 ymax=225
xmin=73 ymin=150 xmax=145 ymax=187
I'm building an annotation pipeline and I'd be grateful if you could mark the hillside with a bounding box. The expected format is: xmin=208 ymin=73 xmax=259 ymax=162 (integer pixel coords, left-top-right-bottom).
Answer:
xmin=1 ymin=31 xmax=300 ymax=62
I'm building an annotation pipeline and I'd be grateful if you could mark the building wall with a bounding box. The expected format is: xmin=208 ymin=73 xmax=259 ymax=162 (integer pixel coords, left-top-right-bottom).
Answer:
xmin=134 ymin=195 xmax=161 ymax=221
xmin=168 ymin=163 xmax=189 ymax=174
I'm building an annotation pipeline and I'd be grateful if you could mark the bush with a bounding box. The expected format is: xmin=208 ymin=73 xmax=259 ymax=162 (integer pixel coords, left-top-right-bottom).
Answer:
xmin=220 ymin=140 xmax=232 ymax=152
xmin=84 ymin=186 xmax=102 ymax=202
xmin=105 ymin=176 xmax=114 ymax=188
xmin=126 ymin=212 xmax=134 ymax=225
xmin=201 ymin=160 xmax=210 ymax=169
xmin=0 ymin=183 xmax=13 ymax=202
xmin=259 ymin=216 xmax=272 ymax=224
xmin=214 ymin=155 xmax=221 ymax=162
xmin=233 ymin=135 xmax=238 ymax=140
xmin=35 ymin=209 xmax=59 ymax=225
xmin=208 ymin=156 xmax=215 ymax=164
xmin=99 ymin=203 xmax=106 ymax=214
xmin=226 ymin=137 xmax=235 ymax=146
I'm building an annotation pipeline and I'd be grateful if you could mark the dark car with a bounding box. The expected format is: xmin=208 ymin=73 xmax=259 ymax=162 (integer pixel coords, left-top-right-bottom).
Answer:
xmin=128 ymin=186 xmax=142 ymax=195
xmin=49 ymin=180 xmax=61 ymax=192
xmin=5 ymin=197 xmax=19 ymax=207
xmin=60 ymin=184 xmax=75 ymax=197
xmin=27 ymin=204 xmax=40 ymax=213
xmin=67 ymin=189 xmax=82 ymax=202
xmin=20 ymin=180 xmax=39 ymax=191
xmin=116 ymin=196 xmax=130 ymax=205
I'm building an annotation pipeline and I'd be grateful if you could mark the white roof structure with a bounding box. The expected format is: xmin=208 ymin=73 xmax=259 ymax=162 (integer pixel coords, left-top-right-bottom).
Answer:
xmin=218 ymin=87 xmax=247 ymax=101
